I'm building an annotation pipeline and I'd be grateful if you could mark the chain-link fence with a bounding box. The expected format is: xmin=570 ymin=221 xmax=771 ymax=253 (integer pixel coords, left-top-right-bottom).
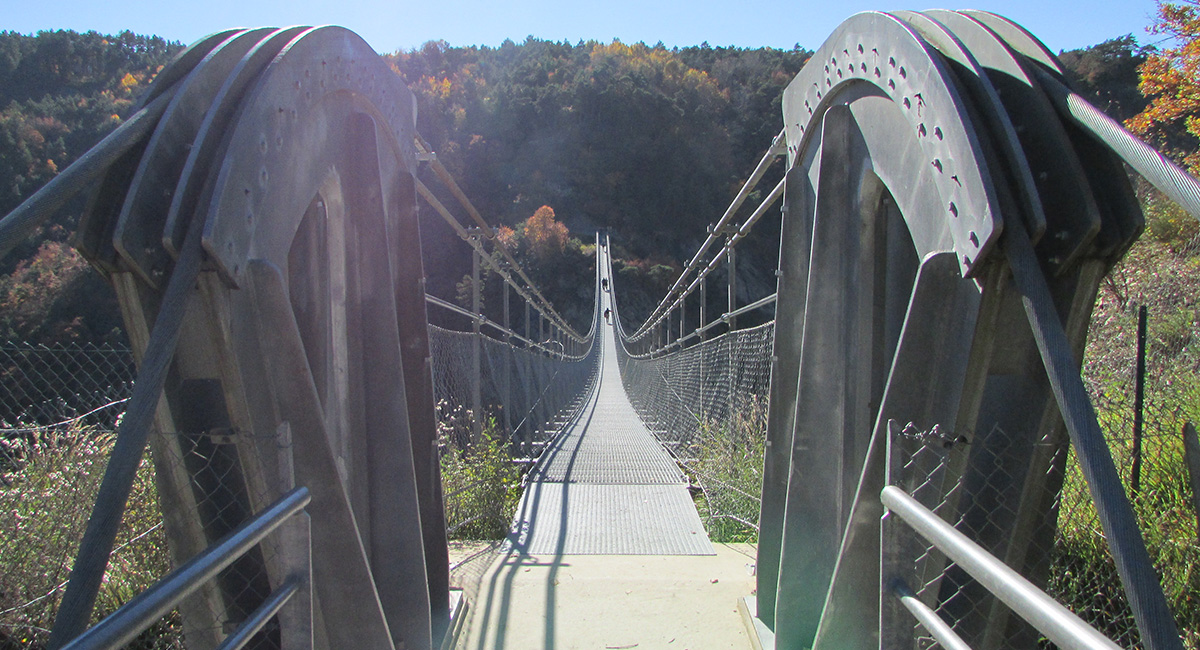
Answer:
xmin=429 ymin=324 xmax=598 ymax=539
xmin=0 ymin=339 xmax=301 ymax=649
xmin=146 ymin=427 xmax=298 ymax=650
xmin=884 ymin=421 xmax=1022 ymax=649
xmin=0 ymin=432 xmax=173 ymax=649
xmin=0 ymin=342 xmax=135 ymax=430
xmin=615 ymin=321 xmax=774 ymax=541
xmin=873 ymin=289 xmax=1200 ymax=649
xmin=0 ymin=341 xmax=173 ymax=648
xmin=1062 ymin=291 xmax=1200 ymax=647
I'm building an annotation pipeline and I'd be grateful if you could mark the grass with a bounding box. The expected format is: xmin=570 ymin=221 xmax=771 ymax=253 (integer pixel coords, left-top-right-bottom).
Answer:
xmin=1053 ymin=223 xmax=1200 ymax=646
xmin=686 ymin=396 xmax=767 ymax=543
xmin=0 ymin=423 xmax=175 ymax=649
xmin=1050 ymin=429 xmax=1200 ymax=647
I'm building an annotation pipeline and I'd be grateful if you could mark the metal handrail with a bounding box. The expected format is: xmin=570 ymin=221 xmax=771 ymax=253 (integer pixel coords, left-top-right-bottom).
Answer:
xmin=629 ymin=129 xmax=787 ymax=339
xmin=625 ymin=292 xmax=777 ymax=359
xmin=425 ymin=294 xmax=591 ymax=361
xmin=667 ymin=293 xmax=777 ymax=353
xmin=62 ymin=487 xmax=311 ymax=650
xmin=618 ymin=160 xmax=785 ymax=354
xmin=880 ymin=486 xmax=1123 ymax=650
xmin=413 ymin=180 xmax=588 ymax=348
xmin=414 ymin=135 xmax=586 ymax=342
xmin=892 ymin=580 xmax=974 ymax=650
xmin=214 ymin=577 xmax=301 ymax=650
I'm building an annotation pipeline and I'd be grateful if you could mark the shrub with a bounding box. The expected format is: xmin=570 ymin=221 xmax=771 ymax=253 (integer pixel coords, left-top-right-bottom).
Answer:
xmin=437 ymin=404 xmax=521 ymax=540
xmin=1144 ymin=191 xmax=1200 ymax=250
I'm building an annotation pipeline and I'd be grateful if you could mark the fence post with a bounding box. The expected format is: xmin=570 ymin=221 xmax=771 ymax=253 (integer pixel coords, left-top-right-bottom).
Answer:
xmin=1184 ymin=422 xmax=1200 ymax=546
xmin=700 ymin=272 xmax=708 ymax=419
xmin=671 ymin=307 xmax=678 ymax=346
xmin=1132 ymin=305 xmax=1147 ymax=500
xmin=524 ymin=300 xmax=532 ymax=458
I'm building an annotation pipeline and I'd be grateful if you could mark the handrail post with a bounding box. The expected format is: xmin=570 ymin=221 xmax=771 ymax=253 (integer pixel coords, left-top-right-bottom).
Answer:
xmin=275 ymin=424 xmax=313 ymax=650
xmin=680 ymin=297 xmax=686 ymax=342
xmin=727 ymin=242 xmax=737 ymax=331
xmin=524 ymin=300 xmax=533 ymax=457
xmin=276 ymin=512 xmax=313 ymax=650
xmin=699 ymin=270 xmax=707 ymax=342
xmin=469 ymin=229 xmax=483 ymax=443
xmin=503 ymin=276 xmax=512 ymax=439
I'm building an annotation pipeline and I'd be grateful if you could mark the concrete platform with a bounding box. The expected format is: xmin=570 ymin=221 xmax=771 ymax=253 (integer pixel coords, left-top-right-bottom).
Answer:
xmin=454 ymin=543 xmax=757 ymax=650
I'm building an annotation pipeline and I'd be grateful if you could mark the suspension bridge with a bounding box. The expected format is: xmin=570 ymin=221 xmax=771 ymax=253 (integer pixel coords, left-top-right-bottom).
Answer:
xmin=3 ymin=9 xmax=1200 ymax=650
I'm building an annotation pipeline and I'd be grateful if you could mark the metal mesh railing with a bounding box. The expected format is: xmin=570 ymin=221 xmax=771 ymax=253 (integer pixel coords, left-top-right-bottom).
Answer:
xmin=885 ymin=422 xmax=1055 ymax=648
xmin=615 ymin=264 xmax=1200 ymax=646
xmin=0 ymin=322 xmax=604 ymax=646
xmin=0 ymin=341 xmax=171 ymax=648
xmin=428 ymin=323 xmax=598 ymax=539
xmin=615 ymin=321 xmax=774 ymax=541
xmin=0 ymin=327 xmax=593 ymax=643
xmin=144 ymin=428 xmax=296 ymax=649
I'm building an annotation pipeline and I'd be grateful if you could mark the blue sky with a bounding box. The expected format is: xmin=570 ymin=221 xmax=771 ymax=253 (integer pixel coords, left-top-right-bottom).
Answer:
xmin=3 ymin=0 xmax=1163 ymax=55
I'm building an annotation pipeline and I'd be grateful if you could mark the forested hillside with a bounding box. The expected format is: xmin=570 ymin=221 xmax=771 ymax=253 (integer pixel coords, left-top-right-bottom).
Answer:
xmin=0 ymin=28 xmax=1157 ymax=343
xmin=0 ymin=30 xmax=179 ymax=344
xmin=388 ymin=39 xmax=810 ymax=330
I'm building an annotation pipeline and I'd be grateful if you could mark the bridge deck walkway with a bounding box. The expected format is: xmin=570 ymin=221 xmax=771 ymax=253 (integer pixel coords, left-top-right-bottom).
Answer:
xmin=454 ymin=255 xmax=754 ymax=648
xmin=510 ymin=277 xmax=712 ymax=554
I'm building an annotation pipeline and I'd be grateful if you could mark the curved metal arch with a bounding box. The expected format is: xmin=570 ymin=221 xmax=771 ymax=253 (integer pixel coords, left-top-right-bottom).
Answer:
xmin=51 ymin=26 xmax=449 ymax=650
xmin=71 ymin=27 xmax=249 ymax=271
xmin=761 ymin=13 xmax=1009 ymax=640
xmin=189 ymin=26 xmax=445 ymax=650
xmin=759 ymin=10 xmax=1158 ymax=650
xmin=110 ymin=28 xmax=283 ymax=288
xmin=780 ymin=11 xmax=1003 ymax=276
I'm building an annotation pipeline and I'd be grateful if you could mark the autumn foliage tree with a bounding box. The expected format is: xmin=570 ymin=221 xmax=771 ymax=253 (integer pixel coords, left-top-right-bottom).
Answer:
xmin=1128 ymin=1 xmax=1200 ymax=170
xmin=524 ymin=205 xmax=569 ymax=261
